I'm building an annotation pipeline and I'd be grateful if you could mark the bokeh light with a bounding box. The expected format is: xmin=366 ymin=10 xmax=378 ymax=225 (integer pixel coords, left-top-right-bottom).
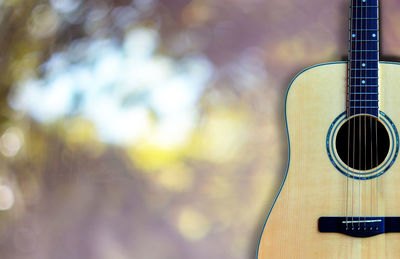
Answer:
xmin=0 ymin=0 xmax=399 ymax=258
xmin=0 ymin=184 xmax=14 ymax=210
xmin=0 ymin=127 xmax=23 ymax=157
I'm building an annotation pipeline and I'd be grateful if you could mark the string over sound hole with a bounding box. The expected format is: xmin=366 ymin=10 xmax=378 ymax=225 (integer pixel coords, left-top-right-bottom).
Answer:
xmin=335 ymin=115 xmax=390 ymax=171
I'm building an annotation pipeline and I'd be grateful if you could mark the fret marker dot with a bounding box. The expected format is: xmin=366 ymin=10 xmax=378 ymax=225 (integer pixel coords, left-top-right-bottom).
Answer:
xmin=372 ymin=33 xmax=376 ymax=38
xmin=362 ymin=63 xmax=366 ymax=67
xmin=352 ymin=34 xmax=356 ymax=38
xmin=362 ymin=80 xmax=366 ymax=84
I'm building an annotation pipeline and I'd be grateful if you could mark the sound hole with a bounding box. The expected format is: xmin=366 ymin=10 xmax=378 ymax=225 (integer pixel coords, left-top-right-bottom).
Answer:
xmin=335 ymin=115 xmax=390 ymax=171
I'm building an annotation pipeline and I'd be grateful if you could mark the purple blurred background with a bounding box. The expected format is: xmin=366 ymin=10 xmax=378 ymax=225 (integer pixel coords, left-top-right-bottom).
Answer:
xmin=0 ymin=0 xmax=399 ymax=258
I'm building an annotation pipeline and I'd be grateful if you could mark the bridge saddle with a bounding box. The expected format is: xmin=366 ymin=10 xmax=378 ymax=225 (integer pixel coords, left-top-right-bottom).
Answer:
xmin=318 ymin=217 xmax=400 ymax=238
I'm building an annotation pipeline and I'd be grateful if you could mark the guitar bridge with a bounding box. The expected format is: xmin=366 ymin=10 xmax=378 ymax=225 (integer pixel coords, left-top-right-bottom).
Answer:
xmin=318 ymin=217 xmax=400 ymax=238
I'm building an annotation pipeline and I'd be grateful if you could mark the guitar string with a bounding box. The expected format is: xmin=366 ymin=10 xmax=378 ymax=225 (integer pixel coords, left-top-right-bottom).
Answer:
xmin=370 ymin=108 xmax=373 ymax=222
xmin=345 ymin=0 xmax=353 ymax=230
xmin=367 ymin=0 xmax=374 ymax=226
xmin=364 ymin=0 xmax=370 ymax=229
xmin=351 ymin=0 xmax=357 ymax=229
xmin=358 ymin=0 xmax=363 ymax=229
xmin=376 ymin=0 xmax=380 ymax=219
xmin=375 ymin=115 xmax=378 ymax=219
xmin=374 ymin=0 xmax=379 ymax=221
xmin=355 ymin=0 xmax=362 ymax=229
xmin=346 ymin=104 xmax=349 ymax=229
xmin=362 ymin=1 xmax=367 ymax=229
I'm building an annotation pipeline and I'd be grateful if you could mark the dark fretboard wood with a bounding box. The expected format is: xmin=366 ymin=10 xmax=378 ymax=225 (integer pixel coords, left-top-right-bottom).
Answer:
xmin=347 ymin=0 xmax=379 ymax=117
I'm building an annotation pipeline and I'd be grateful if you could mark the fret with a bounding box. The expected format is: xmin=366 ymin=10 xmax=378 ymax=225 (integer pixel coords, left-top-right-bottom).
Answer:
xmin=351 ymin=16 xmax=379 ymax=21
xmin=352 ymin=40 xmax=378 ymax=42
xmin=350 ymin=82 xmax=378 ymax=86
xmin=349 ymin=92 xmax=378 ymax=95
xmin=350 ymin=84 xmax=378 ymax=87
xmin=349 ymin=85 xmax=378 ymax=88
xmin=349 ymin=76 xmax=378 ymax=79
xmin=349 ymin=93 xmax=378 ymax=95
xmin=351 ymin=18 xmax=378 ymax=20
xmin=349 ymin=106 xmax=379 ymax=109
xmin=348 ymin=93 xmax=379 ymax=100
xmin=350 ymin=74 xmax=378 ymax=78
xmin=352 ymin=29 xmax=378 ymax=31
xmin=349 ymin=100 xmax=378 ymax=102
xmin=349 ymin=88 xmax=378 ymax=93
xmin=350 ymin=50 xmax=378 ymax=52
xmin=349 ymin=99 xmax=378 ymax=101
xmin=349 ymin=100 xmax=378 ymax=104
xmin=347 ymin=109 xmax=379 ymax=111
xmin=350 ymin=69 xmax=378 ymax=75
xmin=349 ymin=102 xmax=379 ymax=108
xmin=350 ymin=68 xmax=378 ymax=70
xmin=348 ymin=96 xmax=379 ymax=101
xmin=348 ymin=109 xmax=379 ymax=117
xmin=351 ymin=39 xmax=378 ymax=43
xmin=349 ymin=91 xmax=379 ymax=95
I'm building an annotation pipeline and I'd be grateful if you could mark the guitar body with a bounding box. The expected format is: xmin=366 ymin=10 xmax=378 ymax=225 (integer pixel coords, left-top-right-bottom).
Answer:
xmin=257 ymin=62 xmax=400 ymax=259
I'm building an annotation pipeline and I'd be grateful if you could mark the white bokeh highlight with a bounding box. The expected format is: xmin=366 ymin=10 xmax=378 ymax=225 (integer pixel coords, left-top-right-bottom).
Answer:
xmin=10 ymin=28 xmax=213 ymax=147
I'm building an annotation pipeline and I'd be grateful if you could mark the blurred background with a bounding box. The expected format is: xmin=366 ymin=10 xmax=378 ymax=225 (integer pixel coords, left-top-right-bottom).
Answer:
xmin=0 ymin=0 xmax=400 ymax=258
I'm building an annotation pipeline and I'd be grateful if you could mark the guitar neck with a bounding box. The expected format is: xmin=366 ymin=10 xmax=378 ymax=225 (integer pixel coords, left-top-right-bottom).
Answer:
xmin=347 ymin=0 xmax=379 ymax=117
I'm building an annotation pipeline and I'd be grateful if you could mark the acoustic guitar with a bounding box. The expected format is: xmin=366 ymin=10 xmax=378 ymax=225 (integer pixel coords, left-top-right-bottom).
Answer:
xmin=257 ymin=0 xmax=400 ymax=258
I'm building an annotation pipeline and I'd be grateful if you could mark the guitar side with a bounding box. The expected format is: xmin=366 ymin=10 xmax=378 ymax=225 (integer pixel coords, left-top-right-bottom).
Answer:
xmin=257 ymin=62 xmax=400 ymax=259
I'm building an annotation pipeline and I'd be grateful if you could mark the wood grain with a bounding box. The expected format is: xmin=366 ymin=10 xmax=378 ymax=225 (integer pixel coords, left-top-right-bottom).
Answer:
xmin=257 ymin=62 xmax=400 ymax=259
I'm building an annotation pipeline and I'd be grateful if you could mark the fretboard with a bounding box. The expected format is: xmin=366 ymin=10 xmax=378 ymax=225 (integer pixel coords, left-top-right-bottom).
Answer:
xmin=347 ymin=0 xmax=379 ymax=117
